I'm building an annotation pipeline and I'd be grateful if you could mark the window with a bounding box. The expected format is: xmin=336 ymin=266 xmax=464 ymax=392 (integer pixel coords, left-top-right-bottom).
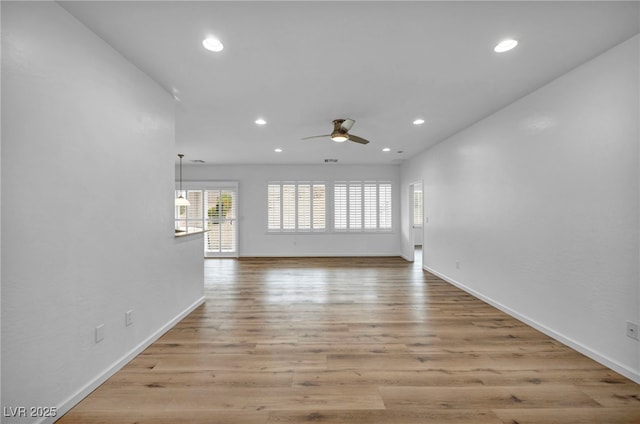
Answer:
xmin=267 ymin=182 xmax=326 ymax=232
xmin=175 ymin=190 xmax=204 ymax=233
xmin=267 ymin=181 xmax=392 ymax=233
xmin=413 ymin=189 xmax=423 ymax=227
xmin=334 ymin=181 xmax=392 ymax=231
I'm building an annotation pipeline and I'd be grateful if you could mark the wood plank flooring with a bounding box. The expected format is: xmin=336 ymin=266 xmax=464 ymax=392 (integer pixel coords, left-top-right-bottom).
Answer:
xmin=59 ymin=256 xmax=640 ymax=423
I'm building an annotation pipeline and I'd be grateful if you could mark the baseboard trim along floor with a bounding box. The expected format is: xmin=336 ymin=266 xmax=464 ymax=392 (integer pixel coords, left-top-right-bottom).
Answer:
xmin=48 ymin=296 xmax=206 ymax=424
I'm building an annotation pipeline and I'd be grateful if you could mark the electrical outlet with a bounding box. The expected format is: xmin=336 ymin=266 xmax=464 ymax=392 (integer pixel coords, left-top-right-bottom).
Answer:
xmin=626 ymin=322 xmax=639 ymax=340
xmin=95 ymin=324 xmax=104 ymax=343
xmin=125 ymin=310 xmax=134 ymax=327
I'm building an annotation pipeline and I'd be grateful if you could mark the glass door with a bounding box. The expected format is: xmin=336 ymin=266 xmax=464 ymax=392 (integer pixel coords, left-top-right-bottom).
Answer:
xmin=204 ymin=189 xmax=237 ymax=257
xmin=175 ymin=185 xmax=238 ymax=257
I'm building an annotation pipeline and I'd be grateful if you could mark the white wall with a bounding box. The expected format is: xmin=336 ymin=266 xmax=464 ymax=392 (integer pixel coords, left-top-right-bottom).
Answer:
xmin=1 ymin=3 xmax=204 ymax=422
xmin=181 ymin=164 xmax=401 ymax=257
xmin=401 ymin=35 xmax=640 ymax=381
xmin=0 ymin=1 xmax=3 ymax=411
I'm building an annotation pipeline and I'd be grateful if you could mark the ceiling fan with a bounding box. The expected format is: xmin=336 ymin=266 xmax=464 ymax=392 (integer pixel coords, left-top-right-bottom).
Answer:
xmin=302 ymin=119 xmax=370 ymax=144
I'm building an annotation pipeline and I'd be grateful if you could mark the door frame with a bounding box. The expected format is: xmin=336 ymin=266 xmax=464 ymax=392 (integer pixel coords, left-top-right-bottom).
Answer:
xmin=182 ymin=181 xmax=239 ymax=258
xmin=408 ymin=180 xmax=424 ymax=262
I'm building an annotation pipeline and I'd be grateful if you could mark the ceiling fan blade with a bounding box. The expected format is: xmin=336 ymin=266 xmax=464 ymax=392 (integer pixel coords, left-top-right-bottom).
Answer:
xmin=301 ymin=134 xmax=330 ymax=140
xmin=347 ymin=134 xmax=370 ymax=144
xmin=340 ymin=119 xmax=355 ymax=132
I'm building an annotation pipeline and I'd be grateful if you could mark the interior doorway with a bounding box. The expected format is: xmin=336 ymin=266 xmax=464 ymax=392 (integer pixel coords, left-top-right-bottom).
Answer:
xmin=408 ymin=181 xmax=424 ymax=262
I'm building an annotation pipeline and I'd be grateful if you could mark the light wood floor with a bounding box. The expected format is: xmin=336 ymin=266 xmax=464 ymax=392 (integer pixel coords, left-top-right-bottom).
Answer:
xmin=59 ymin=255 xmax=640 ymax=423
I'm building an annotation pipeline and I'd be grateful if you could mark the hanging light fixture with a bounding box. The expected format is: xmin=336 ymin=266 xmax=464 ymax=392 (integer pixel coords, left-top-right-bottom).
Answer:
xmin=175 ymin=154 xmax=190 ymax=206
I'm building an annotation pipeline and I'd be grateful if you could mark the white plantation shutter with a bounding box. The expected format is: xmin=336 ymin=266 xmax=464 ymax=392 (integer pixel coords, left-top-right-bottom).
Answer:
xmin=379 ymin=183 xmax=392 ymax=229
xmin=363 ymin=183 xmax=377 ymax=229
xmin=268 ymin=182 xmax=326 ymax=232
xmin=312 ymin=184 xmax=326 ymax=230
xmin=219 ymin=189 xmax=236 ymax=252
xmin=348 ymin=183 xmax=362 ymax=229
xmin=187 ymin=191 xmax=203 ymax=227
xmin=267 ymin=184 xmax=281 ymax=230
xmin=334 ymin=183 xmax=347 ymax=230
xmin=282 ymin=184 xmax=296 ymax=230
xmin=413 ymin=189 xmax=423 ymax=227
xmin=206 ymin=190 xmax=221 ymax=252
xmin=297 ymin=184 xmax=311 ymax=230
xmin=333 ymin=181 xmax=392 ymax=231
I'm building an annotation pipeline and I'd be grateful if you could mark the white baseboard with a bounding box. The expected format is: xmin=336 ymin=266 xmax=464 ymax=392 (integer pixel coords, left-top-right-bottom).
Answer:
xmin=40 ymin=296 xmax=206 ymax=424
xmin=423 ymin=265 xmax=640 ymax=384
xmin=400 ymin=253 xmax=414 ymax=262
xmin=240 ymin=252 xmax=403 ymax=258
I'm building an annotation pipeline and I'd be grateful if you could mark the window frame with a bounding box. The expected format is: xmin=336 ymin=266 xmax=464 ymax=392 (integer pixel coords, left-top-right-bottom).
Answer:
xmin=266 ymin=180 xmax=394 ymax=234
xmin=333 ymin=181 xmax=393 ymax=233
xmin=413 ymin=188 xmax=423 ymax=228
xmin=267 ymin=181 xmax=327 ymax=233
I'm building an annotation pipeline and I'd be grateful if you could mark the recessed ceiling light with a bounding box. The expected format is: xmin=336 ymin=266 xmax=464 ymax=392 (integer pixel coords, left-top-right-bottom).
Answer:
xmin=494 ymin=39 xmax=518 ymax=53
xmin=413 ymin=119 xmax=425 ymax=125
xmin=274 ymin=148 xmax=283 ymax=153
xmin=382 ymin=147 xmax=391 ymax=152
xmin=202 ymin=37 xmax=224 ymax=52
xmin=255 ymin=118 xmax=267 ymax=125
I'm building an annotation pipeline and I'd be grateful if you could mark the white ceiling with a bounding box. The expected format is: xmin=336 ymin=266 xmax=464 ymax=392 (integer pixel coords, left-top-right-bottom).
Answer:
xmin=60 ymin=1 xmax=639 ymax=166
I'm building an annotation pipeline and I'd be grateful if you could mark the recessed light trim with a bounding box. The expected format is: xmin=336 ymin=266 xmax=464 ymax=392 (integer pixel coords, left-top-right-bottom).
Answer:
xmin=382 ymin=147 xmax=391 ymax=152
xmin=413 ymin=119 xmax=425 ymax=125
xmin=202 ymin=37 xmax=224 ymax=52
xmin=255 ymin=118 xmax=267 ymax=125
xmin=494 ymin=39 xmax=518 ymax=53
xmin=274 ymin=148 xmax=283 ymax=153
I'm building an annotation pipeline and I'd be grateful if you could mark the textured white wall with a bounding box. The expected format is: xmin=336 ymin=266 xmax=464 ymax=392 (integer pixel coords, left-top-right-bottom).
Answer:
xmin=181 ymin=164 xmax=402 ymax=257
xmin=1 ymin=2 xmax=204 ymax=422
xmin=0 ymin=0 xmax=3 ymax=411
xmin=402 ymin=35 xmax=640 ymax=381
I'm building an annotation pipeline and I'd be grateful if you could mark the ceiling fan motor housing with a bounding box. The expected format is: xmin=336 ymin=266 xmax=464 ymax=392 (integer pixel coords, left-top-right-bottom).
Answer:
xmin=331 ymin=119 xmax=349 ymax=142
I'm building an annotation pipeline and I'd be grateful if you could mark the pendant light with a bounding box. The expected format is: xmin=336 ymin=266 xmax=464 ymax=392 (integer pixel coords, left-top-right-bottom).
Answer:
xmin=175 ymin=154 xmax=190 ymax=206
